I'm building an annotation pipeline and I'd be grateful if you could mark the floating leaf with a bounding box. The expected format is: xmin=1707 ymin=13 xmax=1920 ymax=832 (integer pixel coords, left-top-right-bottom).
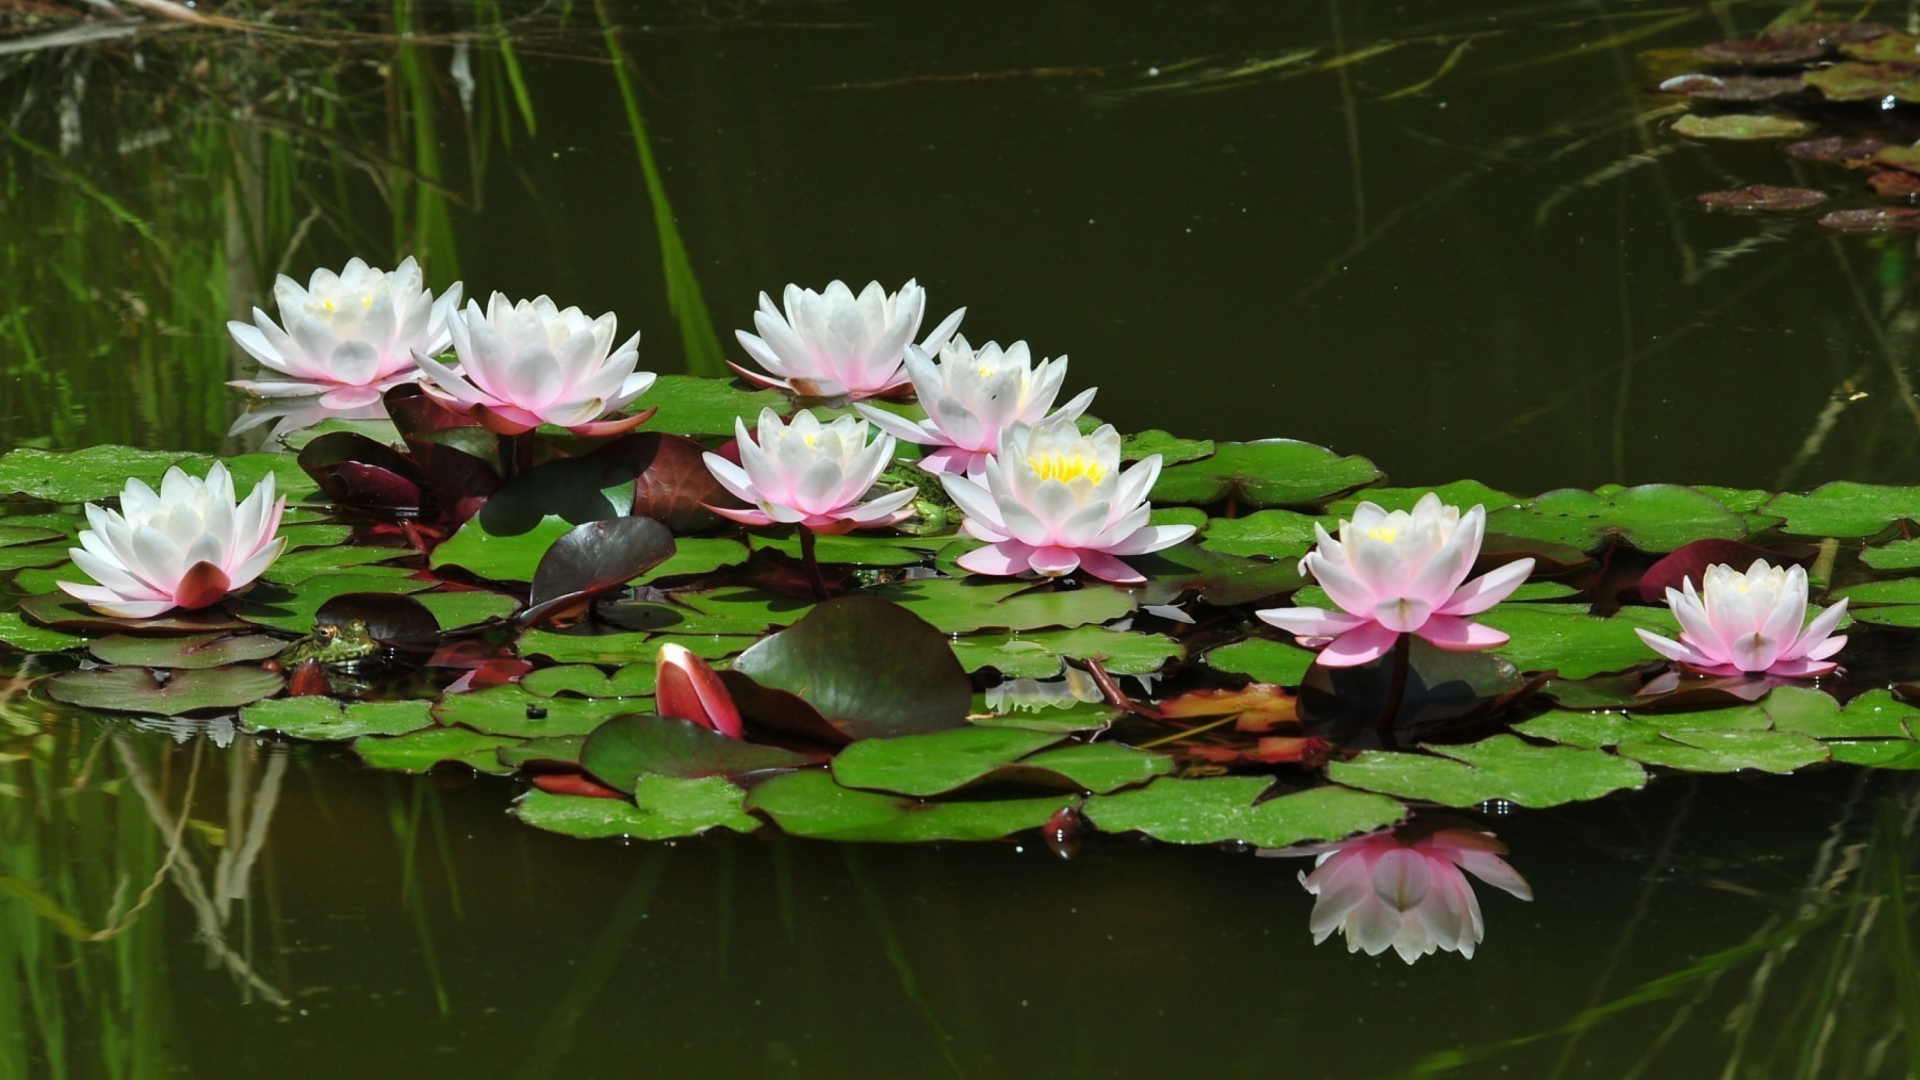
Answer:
xmin=88 ymin=632 xmax=287 ymax=670
xmin=1151 ymin=440 xmax=1381 ymax=508
xmin=1614 ymin=729 xmax=1828 ymax=773
xmin=728 ymin=596 xmax=973 ymax=739
xmin=352 ymin=727 xmax=520 ymax=774
xmin=830 ymin=728 xmax=1065 ymax=796
xmin=0 ymin=445 xmax=207 ymax=503
xmin=755 ymin=532 xmax=932 ymax=568
xmin=1786 ymin=135 xmax=1890 ymax=162
xmin=1016 ymin=743 xmax=1173 ymax=793
xmin=45 ymin=666 xmax=283 ymax=716
xmin=1327 ymin=735 xmax=1647 ymax=808
xmin=1488 ymin=485 xmax=1744 ymax=553
xmin=1818 ymin=208 xmax=1920 ymax=233
xmin=1695 ymin=39 xmax=1826 ymax=65
xmin=297 ymin=432 xmax=424 ymax=509
xmin=1206 ymin=638 xmax=1317 ymax=686
xmin=635 ymin=538 xmax=751 ymax=583
xmin=875 ymin=578 xmax=1136 ymax=634
xmin=742 ymin=770 xmax=1076 ymax=842
xmin=1763 ymin=482 xmax=1920 ymax=536
xmin=949 ymin=626 xmax=1182 ymax=679
xmin=642 ymin=375 xmax=791 ymax=436
xmin=414 ymin=590 xmax=520 ymax=631
xmin=1670 ymin=113 xmax=1815 ymax=140
xmin=229 ymin=574 xmax=435 ymax=634
xmin=1120 ymin=429 xmax=1216 ymax=465
xmin=1081 ymin=778 xmax=1404 ymax=847
xmin=1199 ymin=509 xmax=1319 ymax=559
xmin=240 ymin=698 xmax=436 ymax=740
xmin=0 ymin=612 xmax=87 ymax=652
xmin=264 ymin=545 xmax=407 ymax=583
xmin=1805 ymin=60 xmax=1920 ymax=101
xmin=497 ymin=735 xmax=588 ymax=769
xmin=1863 ymin=538 xmax=1920 ymax=570
xmin=432 ymin=513 xmax=573 ymax=583
xmin=18 ymin=592 xmax=250 ymax=635
xmin=0 ymin=544 xmax=69 ymax=573
xmin=579 ymin=714 xmax=809 ymax=790
xmin=1659 ymin=74 xmax=1807 ymax=102
xmin=520 ymin=630 xmax=754 ymax=666
xmin=599 ymin=587 xmax=806 ymax=636
xmin=1829 ymin=741 xmax=1920 ymax=768
xmin=1129 ymin=542 xmax=1304 ymax=607
xmin=1323 ymin=481 xmax=1519 ymax=519
xmin=434 ymin=685 xmax=644 ymax=738
xmin=514 ymin=781 xmax=761 ymax=840
xmin=1696 ymin=184 xmax=1826 ymax=211
xmin=1477 ymin=603 xmax=1676 ymax=679
xmin=0 ymin=525 xmax=62 ymax=547
xmin=522 ymin=663 xmax=657 ymax=698
xmin=592 ymin=432 xmax=733 ymax=533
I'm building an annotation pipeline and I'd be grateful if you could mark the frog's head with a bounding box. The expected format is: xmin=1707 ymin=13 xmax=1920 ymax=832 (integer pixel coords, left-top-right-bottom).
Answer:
xmin=346 ymin=619 xmax=372 ymax=637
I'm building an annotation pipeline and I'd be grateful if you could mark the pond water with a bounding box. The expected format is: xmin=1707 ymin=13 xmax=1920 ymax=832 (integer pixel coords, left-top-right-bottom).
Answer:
xmin=4 ymin=0 xmax=1919 ymax=1076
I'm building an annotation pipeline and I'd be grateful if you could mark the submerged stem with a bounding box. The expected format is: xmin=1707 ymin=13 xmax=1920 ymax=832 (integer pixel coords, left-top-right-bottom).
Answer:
xmin=1376 ymin=632 xmax=1412 ymax=735
xmin=797 ymin=524 xmax=829 ymax=603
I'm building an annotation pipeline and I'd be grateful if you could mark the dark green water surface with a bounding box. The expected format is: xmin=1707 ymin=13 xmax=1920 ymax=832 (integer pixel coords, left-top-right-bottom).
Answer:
xmin=4 ymin=1 xmax=1920 ymax=1076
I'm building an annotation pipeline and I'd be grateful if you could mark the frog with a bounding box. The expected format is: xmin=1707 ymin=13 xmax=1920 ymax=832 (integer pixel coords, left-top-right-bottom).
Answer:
xmin=280 ymin=619 xmax=381 ymax=671
xmin=872 ymin=460 xmax=959 ymax=537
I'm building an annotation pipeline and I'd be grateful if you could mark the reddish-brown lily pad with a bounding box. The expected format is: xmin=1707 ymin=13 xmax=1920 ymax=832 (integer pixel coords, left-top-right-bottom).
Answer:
xmin=17 ymin=591 xmax=251 ymax=635
xmin=1696 ymin=39 xmax=1827 ymax=66
xmin=1658 ymin=73 xmax=1805 ymax=102
xmin=1696 ymin=185 xmax=1827 ymax=211
xmin=1839 ymin=31 xmax=1920 ymax=62
xmin=1870 ymin=170 xmax=1920 ymax=198
xmin=1819 ymin=207 xmax=1920 ymax=231
xmin=1786 ymin=136 xmax=1891 ymax=163
xmin=1768 ymin=22 xmax=1891 ymax=48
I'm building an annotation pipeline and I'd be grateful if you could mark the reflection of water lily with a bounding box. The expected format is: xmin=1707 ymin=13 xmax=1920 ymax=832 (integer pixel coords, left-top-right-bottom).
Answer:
xmin=1635 ymin=559 xmax=1847 ymax=677
xmin=854 ymin=336 xmax=1094 ymax=478
xmin=656 ymin=644 xmax=743 ymax=738
xmin=733 ymin=279 xmax=964 ymax=400
xmin=702 ymin=408 xmax=917 ymax=532
xmin=412 ymin=293 xmax=655 ymax=436
xmin=227 ymin=258 xmax=462 ymax=436
xmin=1256 ymin=494 xmax=1533 ymax=667
xmin=983 ymin=667 xmax=1104 ymax=713
xmin=1270 ymin=820 xmax=1532 ymax=964
xmin=58 ymin=464 xmax=286 ymax=619
xmin=940 ymin=414 xmax=1193 ymax=584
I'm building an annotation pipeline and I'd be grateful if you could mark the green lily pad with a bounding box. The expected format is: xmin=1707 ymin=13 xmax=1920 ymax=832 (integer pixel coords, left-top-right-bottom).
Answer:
xmin=1149 ymin=506 xmax=1209 ymax=530
xmin=876 ymin=578 xmax=1137 ymax=634
xmin=1128 ymin=542 xmax=1305 ymax=607
xmin=1081 ymin=778 xmax=1405 ymax=847
xmin=0 ymin=612 xmax=87 ymax=652
xmin=0 ymin=544 xmax=69 ymax=573
xmin=415 ymin=590 xmax=521 ymax=630
xmin=1199 ymin=509 xmax=1319 ymax=560
xmin=278 ymin=523 xmax=354 ymax=550
xmin=434 ymin=685 xmax=644 ymax=738
xmin=1805 ymin=60 xmax=1920 ymax=101
xmin=602 ymin=588 xmax=807 ymax=636
xmin=1671 ymin=113 xmax=1816 ymax=140
xmin=352 ymin=727 xmax=520 ymax=774
xmin=755 ymin=532 xmax=932 ymax=568
xmin=88 ymin=632 xmax=288 ymax=670
xmin=1488 ymin=485 xmax=1745 ymax=554
xmin=729 ymin=596 xmax=974 ymax=739
xmin=16 ymin=591 xmax=250 ymax=635
xmin=1815 ymin=689 xmax=1920 ymax=739
xmin=0 ymin=525 xmax=62 ymax=547
xmin=1763 ymin=483 xmax=1920 ymax=538
xmin=1120 ymin=429 xmax=1216 ymax=465
xmin=1614 ymin=729 xmax=1828 ymax=773
xmin=1862 ymin=538 xmax=1920 ymax=570
xmin=971 ymin=692 xmax=1120 ymax=733
xmin=1845 ymin=607 xmax=1920 ymax=627
xmin=1151 ymin=439 xmax=1381 ymax=508
xmin=519 ymin=630 xmax=755 ymax=666
xmin=1013 ymin=743 xmax=1174 ymax=793
xmin=240 ymin=698 xmax=436 ymax=740
xmin=579 ymin=714 xmax=809 ymax=790
xmin=1323 ymin=481 xmax=1521 ymax=518
xmin=497 ymin=735 xmax=588 ymax=768
xmin=742 ymin=769 xmax=1076 ymax=842
xmin=513 ymin=780 xmax=761 ymax=841
xmin=1327 ymin=735 xmax=1647 ymax=808
xmin=830 ymin=727 xmax=1066 ymax=796
xmin=0 ymin=445 xmax=210 ymax=503
xmin=432 ymin=513 xmax=573 ymax=583
xmin=1828 ymin=740 xmax=1920 ymax=768
xmin=44 ymin=666 xmax=283 ymax=716
xmin=949 ymin=627 xmax=1182 ymax=679
xmin=1836 ymin=579 xmax=1920 ymax=604
xmin=1512 ymin=710 xmax=1638 ymax=749
xmin=643 ymin=374 xmax=792 ymax=436
xmin=635 ymin=538 xmax=751 ymax=583
xmin=1205 ymin=638 xmax=1316 ymax=686
xmin=1477 ymin=603 xmax=1678 ymax=679
xmin=229 ymin=574 xmax=435 ymax=633
xmin=263 ymin=545 xmax=408 ymax=583
xmin=522 ymin=663 xmax=657 ymax=698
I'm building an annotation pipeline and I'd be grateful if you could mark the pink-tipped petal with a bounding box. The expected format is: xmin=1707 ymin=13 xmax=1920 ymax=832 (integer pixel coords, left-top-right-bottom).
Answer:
xmin=957 ymin=541 xmax=1037 ymax=577
xmin=1074 ymin=549 xmax=1146 ymax=584
xmin=1257 ymin=605 xmax=1370 ymax=640
xmin=1317 ymin=621 xmax=1402 ymax=668
xmin=1436 ymin=558 xmax=1536 ymax=617
xmin=1416 ymin=614 xmax=1509 ymax=652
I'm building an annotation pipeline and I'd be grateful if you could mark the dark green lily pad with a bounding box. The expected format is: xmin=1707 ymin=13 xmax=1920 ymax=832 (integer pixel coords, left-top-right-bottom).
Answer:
xmin=875 ymin=578 xmax=1137 ymax=634
xmin=729 ymin=596 xmax=973 ymax=739
xmin=643 ymin=374 xmax=792 ymax=436
xmin=528 ymin=517 xmax=676 ymax=616
xmin=1199 ymin=509 xmax=1319 ymax=560
xmin=434 ymin=685 xmax=645 ymax=738
xmin=229 ymin=574 xmax=435 ymax=633
xmin=1327 ymin=735 xmax=1647 ymax=808
xmin=1120 ymin=429 xmax=1216 ymax=465
xmin=519 ymin=630 xmax=755 ymax=666
xmin=522 ymin=663 xmax=657 ymax=698
xmin=742 ymin=769 xmax=1077 ymax=842
xmin=1081 ymin=778 xmax=1405 ymax=847
xmin=88 ymin=632 xmax=288 ymax=670
xmin=1206 ymin=638 xmax=1317 ymax=686
xmin=755 ymin=532 xmax=932 ymax=568
xmin=352 ymin=727 xmax=520 ymax=774
xmin=1671 ymin=113 xmax=1816 ymax=140
xmin=1764 ymin=482 xmax=1920 ymax=537
xmin=1128 ymin=542 xmax=1304 ymax=607
xmin=513 ymin=781 xmax=761 ymax=840
xmin=432 ymin=513 xmax=573 ymax=582
xmin=240 ymin=698 xmax=436 ymax=740
xmin=949 ymin=627 xmax=1182 ymax=679
xmin=635 ymin=537 xmax=751 ymax=583
xmin=1323 ymin=480 xmax=1520 ymax=518
xmin=579 ymin=714 xmax=809 ymax=791
xmin=1488 ymin=485 xmax=1745 ymax=554
xmin=830 ymin=727 xmax=1066 ymax=796
xmin=1477 ymin=603 xmax=1679 ymax=679
xmin=1151 ymin=439 xmax=1381 ymax=508
xmin=45 ymin=666 xmax=283 ymax=716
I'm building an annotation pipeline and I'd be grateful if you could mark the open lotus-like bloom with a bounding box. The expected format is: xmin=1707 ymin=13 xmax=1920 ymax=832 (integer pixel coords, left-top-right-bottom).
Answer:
xmin=412 ymin=293 xmax=655 ymax=436
xmin=702 ymin=408 xmax=917 ymax=533
xmin=1273 ymin=821 xmax=1532 ymax=964
xmin=853 ymin=336 xmax=1096 ymax=478
xmin=227 ymin=257 xmax=462 ymax=435
xmin=732 ymin=279 xmax=964 ymax=400
xmin=939 ymin=413 xmax=1194 ymax=584
xmin=58 ymin=464 xmax=286 ymax=619
xmin=1634 ymin=559 xmax=1848 ymax=677
xmin=656 ymin=644 xmax=743 ymax=738
xmin=1257 ymin=494 xmax=1533 ymax=667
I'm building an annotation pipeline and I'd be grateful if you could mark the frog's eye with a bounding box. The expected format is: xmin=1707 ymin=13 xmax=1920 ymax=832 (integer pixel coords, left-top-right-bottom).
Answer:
xmin=316 ymin=625 xmax=340 ymax=642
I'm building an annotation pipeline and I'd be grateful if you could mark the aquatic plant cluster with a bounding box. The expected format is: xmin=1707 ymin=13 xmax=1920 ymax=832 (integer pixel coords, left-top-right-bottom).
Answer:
xmin=5 ymin=262 xmax=1920 ymax=964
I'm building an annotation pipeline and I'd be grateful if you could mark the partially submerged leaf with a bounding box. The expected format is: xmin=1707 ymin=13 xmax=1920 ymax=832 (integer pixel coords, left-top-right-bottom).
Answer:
xmin=1671 ymin=113 xmax=1815 ymax=140
xmin=1151 ymin=439 xmax=1381 ymax=508
xmin=1696 ymin=184 xmax=1826 ymax=211
xmin=240 ymin=698 xmax=436 ymax=740
xmin=514 ymin=781 xmax=761 ymax=841
xmin=742 ymin=769 xmax=1077 ymax=842
xmin=1328 ymin=735 xmax=1647 ymax=808
xmin=45 ymin=666 xmax=283 ymax=716
xmin=579 ymin=714 xmax=809 ymax=792
xmin=1082 ymin=778 xmax=1404 ymax=847
xmin=89 ymin=632 xmax=286 ymax=670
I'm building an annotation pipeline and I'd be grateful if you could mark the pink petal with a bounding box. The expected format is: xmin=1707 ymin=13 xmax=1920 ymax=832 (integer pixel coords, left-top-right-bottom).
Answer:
xmin=1027 ymin=545 xmax=1082 ymax=578
xmin=1257 ymin=605 xmax=1369 ymax=641
xmin=1415 ymin=614 xmax=1509 ymax=652
xmin=957 ymin=541 xmax=1036 ymax=577
xmin=1075 ymin=549 xmax=1146 ymax=584
xmin=1317 ymin=621 xmax=1402 ymax=668
xmin=1436 ymin=558 xmax=1536 ymax=617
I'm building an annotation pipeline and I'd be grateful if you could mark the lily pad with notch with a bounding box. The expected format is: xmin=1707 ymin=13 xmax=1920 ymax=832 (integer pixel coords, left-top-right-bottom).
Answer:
xmin=1328 ymin=735 xmax=1647 ymax=808
xmin=1151 ymin=439 xmax=1382 ymax=508
xmin=1082 ymin=777 xmax=1404 ymax=847
xmin=240 ymin=698 xmax=436 ymax=740
xmin=1762 ymin=482 xmax=1920 ymax=537
xmin=579 ymin=714 xmax=810 ymax=792
xmin=351 ymin=727 xmax=520 ymax=774
xmin=514 ymin=780 xmax=762 ymax=841
xmin=742 ymin=769 xmax=1078 ymax=843
xmin=89 ymin=632 xmax=287 ymax=669
xmin=949 ymin=626 xmax=1182 ymax=679
xmin=1488 ymin=485 xmax=1745 ymax=554
xmin=45 ymin=666 xmax=283 ymax=716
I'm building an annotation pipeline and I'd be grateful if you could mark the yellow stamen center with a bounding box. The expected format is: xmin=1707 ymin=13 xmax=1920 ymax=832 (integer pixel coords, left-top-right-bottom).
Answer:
xmin=1367 ymin=526 xmax=1399 ymax=543
xmin=1027 ymin=452 xmax=1105 ymax=484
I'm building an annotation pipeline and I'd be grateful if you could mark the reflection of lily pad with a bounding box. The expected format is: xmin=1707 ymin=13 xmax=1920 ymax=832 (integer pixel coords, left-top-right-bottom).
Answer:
xmin=743 ymin=770 xmax=1076 ymax=842
xmin=45 ymin=666 xmax=283 ymax=716
xmin=1082 ymin=777 xmax=1404 ymax=847
xmin=1151 ymin=439 xmax=1381 ymax=508
xmin=1329 ymin=735 xmax=1647 ymax=808
xmin=513 ymin=781 xmax=761 ymax=841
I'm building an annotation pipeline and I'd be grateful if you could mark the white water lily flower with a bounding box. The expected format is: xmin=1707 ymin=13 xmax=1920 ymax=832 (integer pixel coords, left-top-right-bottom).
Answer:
xmin=939 ymin=413 xmax=1194 ymax=584
xmin=412 ymin=293 xmax=655 ymax=436
xmin=732 ymin=279 xmax=964 ymax=399
xmin=854 ymin=336 xmax=1095 ymax=478
xmin=58 ymin=463 xmax=286 ymax=619
xmin=1635 ymin=559 xmax=1848 ymax=677
xmin=703 ymin=408 xmax=918 ymax=533
xmin=227 ymin=257 xmax=462 ymax=435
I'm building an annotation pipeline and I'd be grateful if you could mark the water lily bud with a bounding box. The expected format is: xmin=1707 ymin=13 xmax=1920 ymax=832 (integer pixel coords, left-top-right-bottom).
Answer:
xmin=701 ymin=408 xmax=917 ymax=533
xmin=655 ymin=644 xmax=743 ymax=738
